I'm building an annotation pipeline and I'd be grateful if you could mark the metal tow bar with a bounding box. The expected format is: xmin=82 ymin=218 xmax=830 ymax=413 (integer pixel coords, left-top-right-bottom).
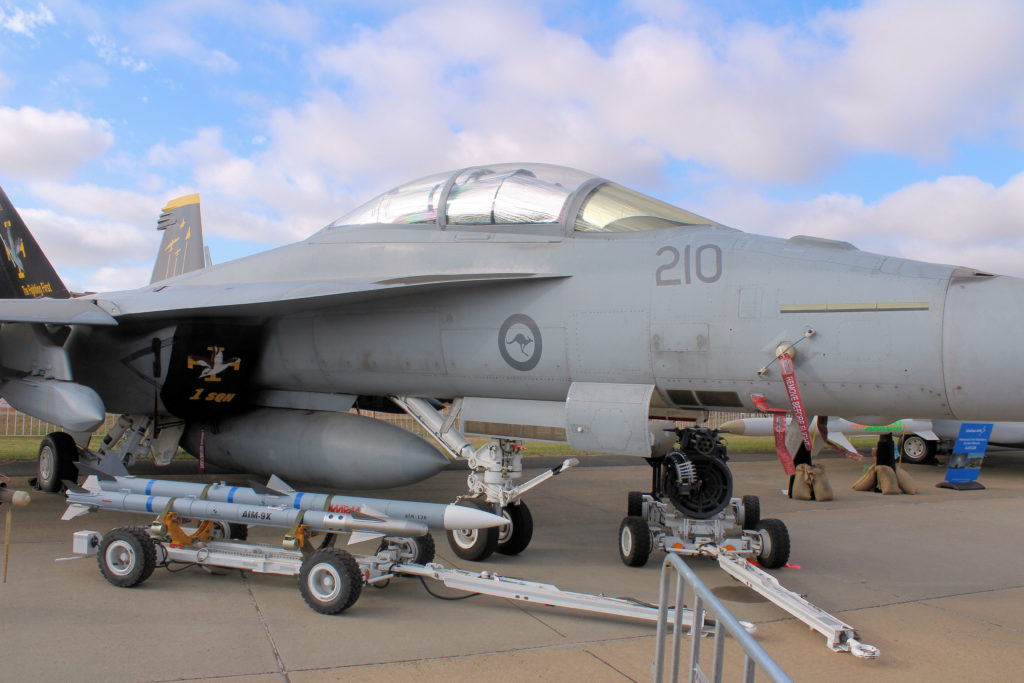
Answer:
xmin=716 ymin=553 xmax=880 ymax=658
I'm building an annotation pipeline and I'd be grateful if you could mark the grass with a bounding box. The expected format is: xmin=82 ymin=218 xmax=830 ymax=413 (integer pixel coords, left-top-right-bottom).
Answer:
xmin=0 ymin=433 xmax=884 ymax=463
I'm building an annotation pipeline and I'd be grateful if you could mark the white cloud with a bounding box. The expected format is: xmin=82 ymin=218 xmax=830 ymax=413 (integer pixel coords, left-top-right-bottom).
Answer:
xmin=702 ymin=172 xmax=1024 ymax=277
xmin=0 ymin=106 xmax=113 ymax=179
xmin=89 ymin=34 xmax=149 ymax=71
xmin=0 ymin=2 xmax=54 ymax=38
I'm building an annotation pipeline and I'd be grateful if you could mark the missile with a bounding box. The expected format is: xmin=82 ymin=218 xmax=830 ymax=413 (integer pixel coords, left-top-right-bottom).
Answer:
xmin=63 ymin=473 xmax=506 ymax=535
xmin=718 ymin=416 xmax=935 ymax=438
xmin=0 ymin=485 xmax=30 ymax=506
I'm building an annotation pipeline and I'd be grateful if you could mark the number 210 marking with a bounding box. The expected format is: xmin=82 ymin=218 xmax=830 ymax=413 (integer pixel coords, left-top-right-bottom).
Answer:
xmin=655 ymin=244 xmax=723 ymax=286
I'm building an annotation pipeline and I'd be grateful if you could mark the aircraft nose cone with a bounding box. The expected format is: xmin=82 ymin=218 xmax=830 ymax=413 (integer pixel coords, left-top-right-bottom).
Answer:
xmin=943 ymin=274 xmax=1024 ymax=420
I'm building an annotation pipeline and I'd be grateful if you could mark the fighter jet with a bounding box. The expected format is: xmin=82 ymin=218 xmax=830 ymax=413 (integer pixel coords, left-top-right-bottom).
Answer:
xmin=2 ymin=163 xmax=1023 ymax=561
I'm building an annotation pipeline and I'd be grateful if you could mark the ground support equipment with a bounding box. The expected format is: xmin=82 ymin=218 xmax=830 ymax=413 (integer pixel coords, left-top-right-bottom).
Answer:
xmin=71 ymin=525 xmax=734 ymax=634
xmin=621 ymin=493 xmax=878 ymax=658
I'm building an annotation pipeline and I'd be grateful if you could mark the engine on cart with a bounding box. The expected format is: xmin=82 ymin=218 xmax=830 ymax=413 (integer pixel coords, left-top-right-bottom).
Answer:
xmin=619 ymin=425 xmax=791 ymax=571
xmin=659 ymin=426 xmax=732 ymax=519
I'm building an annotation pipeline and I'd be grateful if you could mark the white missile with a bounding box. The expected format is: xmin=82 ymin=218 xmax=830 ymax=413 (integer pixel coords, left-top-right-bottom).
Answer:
xmin=719 ymin=416 xmax=937 ymax=450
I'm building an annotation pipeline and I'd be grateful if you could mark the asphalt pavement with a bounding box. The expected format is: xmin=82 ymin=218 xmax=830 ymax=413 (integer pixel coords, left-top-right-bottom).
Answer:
xmin=2 ymin=448 xmax=1023 ymax=682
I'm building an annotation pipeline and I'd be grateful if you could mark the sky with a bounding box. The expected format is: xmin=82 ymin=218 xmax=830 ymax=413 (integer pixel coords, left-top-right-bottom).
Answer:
xmin=0 ymin=0 xmax=1022 ymax=292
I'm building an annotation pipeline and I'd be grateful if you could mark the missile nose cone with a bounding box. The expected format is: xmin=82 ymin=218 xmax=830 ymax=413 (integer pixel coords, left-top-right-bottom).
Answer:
xmin=718 ymin=419 xmax=746 ymax=435
xmin=442 ymin=503 xmax=508 ymax=530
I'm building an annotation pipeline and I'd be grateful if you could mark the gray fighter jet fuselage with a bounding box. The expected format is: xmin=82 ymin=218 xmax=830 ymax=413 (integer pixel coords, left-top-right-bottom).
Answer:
xmin=2 ymin=163 xmax=1023 ymax=497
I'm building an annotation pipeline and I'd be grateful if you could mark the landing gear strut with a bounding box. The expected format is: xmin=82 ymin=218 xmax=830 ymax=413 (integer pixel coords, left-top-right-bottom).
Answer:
xmin=392 ymin=396 xmax=577 ymax=561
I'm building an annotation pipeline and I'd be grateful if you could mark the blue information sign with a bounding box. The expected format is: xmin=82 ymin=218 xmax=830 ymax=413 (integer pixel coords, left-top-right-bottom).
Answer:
xmin=940 ymin=423 xmax=992 ymax=490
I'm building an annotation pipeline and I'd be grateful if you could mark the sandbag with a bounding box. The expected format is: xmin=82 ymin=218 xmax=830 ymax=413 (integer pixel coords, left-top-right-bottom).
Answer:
xmin=876 ymin=465 xmax=900 ymax=495
xmin=852 ymin=465 xmax=878 ymax=491
xmin=896 ymin=467 xmax=918 ymax=494
xmin=810 ymin=464 xmax=834 ymax=501
xmin=791 ymin=464 xmax=814 ymax=500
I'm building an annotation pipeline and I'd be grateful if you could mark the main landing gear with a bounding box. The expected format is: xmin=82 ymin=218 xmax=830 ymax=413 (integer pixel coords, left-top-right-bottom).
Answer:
xmin=392 ymin=396 xmax=577 ymax=562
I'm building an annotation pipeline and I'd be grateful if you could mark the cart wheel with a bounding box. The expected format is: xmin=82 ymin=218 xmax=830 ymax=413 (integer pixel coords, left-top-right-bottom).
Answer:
xmin=98 ymin=527 xmax=157 ymax=587
xmin=497 ymin=501 xmax=533 ymax=556
xmin=626 ymin=491 xmax=645 ymax=517
xmin=755 ymin=518 xmax=791 ymax=569
xmin=739 ymin=495 xmax=760 ymax=530
xmin=208 ymin=522 xmax=248 ymax=541
xmin=298 ymin=548 xmax=363 ymax=614
xmin=37 ymin=432 xmax=78 ymax=493
xmin=380 ymin=534 xmax=436 ymax=565
xmin=446 ymin=499 xmax=499 ymax=561
xmin=619 ymin=516 xmax=652 ymax=567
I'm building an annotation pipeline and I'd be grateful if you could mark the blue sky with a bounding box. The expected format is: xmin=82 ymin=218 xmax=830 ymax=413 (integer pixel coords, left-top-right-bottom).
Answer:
xmin=1 ymin=0 xmax=1022 ymax=291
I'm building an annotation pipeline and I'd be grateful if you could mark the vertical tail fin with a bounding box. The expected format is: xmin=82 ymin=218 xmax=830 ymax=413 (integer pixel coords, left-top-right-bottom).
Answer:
xmin=0 ymin=186 xmax=69 ymax=299
xmin=151 ymin=193 xmax=206 ymax=284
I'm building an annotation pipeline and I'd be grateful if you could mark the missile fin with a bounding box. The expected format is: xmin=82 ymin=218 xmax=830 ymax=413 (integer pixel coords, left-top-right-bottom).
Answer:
xmin=348 ymin=531 xmax=385 ymax=545
xmin=61 ymin=503 xmax=93 ymax=521
xmin=74 ymin=461 xmax=117 ymax=481
xmin=355 ymin=504 xmax=389 ymax=521
xmin=266 ymin=474 xmax=296 ymax=495
xmin=247 ymin=480 xmax=274 ymax=495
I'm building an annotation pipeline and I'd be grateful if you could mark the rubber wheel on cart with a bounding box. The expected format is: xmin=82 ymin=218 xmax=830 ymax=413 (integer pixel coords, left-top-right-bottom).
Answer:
xmin=755 ymin=518 xmax=791 ymax=569
xmin=36 ymin=432 xmax=78 ymax=493
xmin=626 ymin=491 xmax=645 ymax=517
xmin=207 ymin=521 xmax=249 ymax=541
xmin=97 ymin=527 xmax=157 ymax=588
xmin=619 ymin=516 xmax=652 ymax=567
xmin=496 ymin=501 xmax=533 ymax=556
xmin=379 ymin=534 xmax=436 ymax=565
xmin=899 ymin=434 xmax=937 ymax=464
xmin=298 ymin=548 xmax=363 ymax=614
xmin=739 ymin=495 xmax=760 ymax=530
xmin=446 ymin=499 xmax=500 ymax=561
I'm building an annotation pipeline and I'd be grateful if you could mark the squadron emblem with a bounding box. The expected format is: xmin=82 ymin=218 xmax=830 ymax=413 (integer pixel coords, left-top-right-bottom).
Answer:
xmin=187 ymin=346 xmax=241 ymax=382
xmin=498 ymin=314 xmax=542 ymax=371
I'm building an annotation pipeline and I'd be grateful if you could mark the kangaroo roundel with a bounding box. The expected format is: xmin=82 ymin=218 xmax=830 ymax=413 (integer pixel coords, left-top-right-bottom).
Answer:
xmin=499 ymin=314 xmax=542 ymax=371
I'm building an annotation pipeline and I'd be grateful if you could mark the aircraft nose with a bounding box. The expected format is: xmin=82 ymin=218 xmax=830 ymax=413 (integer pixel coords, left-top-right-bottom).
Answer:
xmin=942 ymin=273 xmax=1024 ymax=420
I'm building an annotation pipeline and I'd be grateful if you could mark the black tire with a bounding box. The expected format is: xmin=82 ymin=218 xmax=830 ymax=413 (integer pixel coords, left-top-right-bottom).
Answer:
xmin=739 ymin=495 xmax=760 ymax=530
xmin=619 ymin=516 xmax=652 ymax=567
xmin=496 ymin=502 xmax=533 ymax=556
xmin=380 ymin=534 xmax=436 ymax=565
xmin=446 ymin=499 xmax=500 ymax=561
xmin=298 ymin=548 xmax=363 ymax=614
xmin=755 ymin=519 xmax=791 ymax=569
xmin=207 ymin=521 xmax=248 ymax=541
xmin=626 ymin=491 xmax=645 ymax=517
xmin=899 ymin=434 xmax=937 ymax=464
xmin=97 ymin=527 xmax=157 ymax=588
xmin=37 ymin=432 xmax=78 ymax=493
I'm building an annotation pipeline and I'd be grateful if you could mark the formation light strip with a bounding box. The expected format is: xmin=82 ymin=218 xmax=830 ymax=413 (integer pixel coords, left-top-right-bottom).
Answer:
xmin=780 ymin=302 xmax=930 ymax=314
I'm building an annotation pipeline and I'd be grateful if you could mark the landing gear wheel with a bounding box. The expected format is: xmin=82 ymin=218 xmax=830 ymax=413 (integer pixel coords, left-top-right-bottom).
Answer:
xmin=754 ymin=518 xmax=790 ymax=569
xmin=496 ymin=502 xmax=533 ymax=556
xmin=626 ymin=491 xmax=645 ymax=517
xmin=97 ymin=527 xmax=157 ymax=587
xmin=619 ymin=516 xmax=652 ymax=567
xmin=298 ymin=548 xmax=362 ymax=614
xmin=36 ymin=432 xmax=78 ymax=493
xmin=380 ymin=534 xmax=436 ymax=565
xmin=446 ymin=499 xmax=500 ymax=561
xmin=899 ymin=434 xmax=937 ymax=464
xmin=739 ymin=495 xmax=760 ymax=530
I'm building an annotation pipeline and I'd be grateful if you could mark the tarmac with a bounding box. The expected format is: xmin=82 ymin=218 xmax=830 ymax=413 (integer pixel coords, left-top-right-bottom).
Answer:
xmin=2 ymin=448 xmax=1023 ymax=682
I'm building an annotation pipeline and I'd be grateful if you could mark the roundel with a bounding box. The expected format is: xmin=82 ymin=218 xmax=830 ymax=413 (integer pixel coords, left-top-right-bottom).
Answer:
xmin=498 ymin=314 xmax=542 ymax=371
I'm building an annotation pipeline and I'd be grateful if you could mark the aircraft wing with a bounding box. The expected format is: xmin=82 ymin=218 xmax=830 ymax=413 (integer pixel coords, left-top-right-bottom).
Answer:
xmin=0 ymin=297 xmax=118 ymax=325
xmin=87 ymin=272 xmax=569 ymax=321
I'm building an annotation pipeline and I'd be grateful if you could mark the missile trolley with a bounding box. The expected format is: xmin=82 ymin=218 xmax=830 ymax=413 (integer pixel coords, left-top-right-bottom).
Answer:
xmin=617 ymin=425 xmax=879 ymax=658
xmin=63 ymin=473 xmax=712 ymax=629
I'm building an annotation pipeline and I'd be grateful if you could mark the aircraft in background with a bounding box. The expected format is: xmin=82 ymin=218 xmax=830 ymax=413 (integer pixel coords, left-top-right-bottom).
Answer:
xmin=3 ymin=162 xmax=1024 ymax=561
xmin=719 ymin=416 xmax=1024 ymax=464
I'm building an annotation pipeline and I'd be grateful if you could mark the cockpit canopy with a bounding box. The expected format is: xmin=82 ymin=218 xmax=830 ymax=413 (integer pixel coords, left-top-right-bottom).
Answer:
xmin=326 ymin=163 xmax=715 ymax=234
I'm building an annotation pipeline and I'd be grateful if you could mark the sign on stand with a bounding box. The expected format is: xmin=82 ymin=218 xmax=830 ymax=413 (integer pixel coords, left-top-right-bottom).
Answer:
xmin=937 ymin=422 xmax=993 ymax=491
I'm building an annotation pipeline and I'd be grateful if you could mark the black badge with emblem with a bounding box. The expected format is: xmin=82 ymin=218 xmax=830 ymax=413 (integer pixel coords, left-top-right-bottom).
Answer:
xmin=499 ymin=314 xmax=542 ymax=371
xmin=160 ymin=323 xmax=261 ymax=418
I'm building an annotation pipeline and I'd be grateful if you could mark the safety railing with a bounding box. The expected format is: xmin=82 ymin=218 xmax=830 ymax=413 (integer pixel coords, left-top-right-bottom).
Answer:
xmin=654 ymin=553 xmax=790 ymax=683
